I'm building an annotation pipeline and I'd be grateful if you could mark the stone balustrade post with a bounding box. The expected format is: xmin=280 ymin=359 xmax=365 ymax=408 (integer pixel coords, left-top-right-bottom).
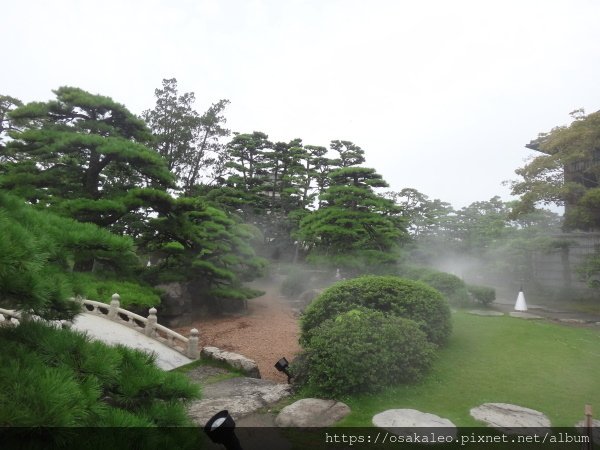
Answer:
xmin=108 ymin=293 xmax=120 ymax=320
xmin=187 ymin=328 xmax=200 ymax=359
xmin=145 ymin=307 xmax=157 ymax=337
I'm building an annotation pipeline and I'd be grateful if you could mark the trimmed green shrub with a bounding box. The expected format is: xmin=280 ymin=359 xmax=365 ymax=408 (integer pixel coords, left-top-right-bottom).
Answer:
xmin=418 ymin=271 xmax=470 ymax=307
xmin=300 ymin=275 xmax=451 ymax=347
xmin=397 ymin=264 xmax=438 ymax=280
xmin=0 ymin=192 xmax=140 ymax=320
xmin=298 ymin=309 xmax=435 ymax=397
xmin=467 ymin=284 xmax=496 ymax=306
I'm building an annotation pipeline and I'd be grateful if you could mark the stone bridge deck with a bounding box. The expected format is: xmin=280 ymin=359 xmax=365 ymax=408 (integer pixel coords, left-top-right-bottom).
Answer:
xmin=0 ymin=293 xmax=199 ymax=371
xmin=71 ymin=312 xmax=192 ymax=370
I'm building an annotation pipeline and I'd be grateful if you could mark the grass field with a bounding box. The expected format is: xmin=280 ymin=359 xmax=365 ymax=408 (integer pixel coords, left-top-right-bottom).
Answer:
xmin=330 ymin=312 xmax=600 ymax=427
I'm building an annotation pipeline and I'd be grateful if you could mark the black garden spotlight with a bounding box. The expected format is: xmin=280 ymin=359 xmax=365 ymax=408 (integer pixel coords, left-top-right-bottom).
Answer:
xmin=275 ymin=357 xmax=292 ymax=383
xmin=204 ymin=410 xmax=243 ymax=450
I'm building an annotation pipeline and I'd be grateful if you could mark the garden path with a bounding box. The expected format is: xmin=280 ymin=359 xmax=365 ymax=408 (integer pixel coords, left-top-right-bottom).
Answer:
xmin=178 ymin=280 xmax=301 ymax=381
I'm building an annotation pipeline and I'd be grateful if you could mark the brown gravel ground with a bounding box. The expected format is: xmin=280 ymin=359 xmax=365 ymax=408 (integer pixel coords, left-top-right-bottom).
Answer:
xmin=179 ymin=281 xmax=301 ymax=382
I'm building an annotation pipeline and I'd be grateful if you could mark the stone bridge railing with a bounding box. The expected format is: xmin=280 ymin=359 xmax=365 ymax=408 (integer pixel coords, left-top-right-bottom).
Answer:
xmin=0 ymin=293 xmax=200 ymax=360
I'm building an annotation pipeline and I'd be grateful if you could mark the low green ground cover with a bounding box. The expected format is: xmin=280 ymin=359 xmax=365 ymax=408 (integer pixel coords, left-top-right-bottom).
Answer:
xmin=173 ymin=358 xmax=245 ymax=384
xmin=320 ymin=312 xmax=600 ymax=427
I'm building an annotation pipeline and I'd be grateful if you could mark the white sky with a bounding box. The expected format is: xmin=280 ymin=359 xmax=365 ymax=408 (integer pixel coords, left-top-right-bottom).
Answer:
xmin=3 ymin=0 xmax=600 ymax=209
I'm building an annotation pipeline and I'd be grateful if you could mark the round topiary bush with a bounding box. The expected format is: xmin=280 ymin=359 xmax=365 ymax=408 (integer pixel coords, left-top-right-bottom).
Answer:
xmin=418 ymin=271 xmax=470 ymax=307
xmin=300 ymin=275 xmax=451 ymax=347
xmin=467 ymin=284 xmax=496 ymax=306
xmin=299 ymin=308 xmax=436 ymax=397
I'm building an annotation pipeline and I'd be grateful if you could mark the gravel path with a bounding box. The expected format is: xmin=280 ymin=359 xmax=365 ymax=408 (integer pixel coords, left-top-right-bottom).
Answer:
xmin=181 ymin=282 xmax=301 ymax=382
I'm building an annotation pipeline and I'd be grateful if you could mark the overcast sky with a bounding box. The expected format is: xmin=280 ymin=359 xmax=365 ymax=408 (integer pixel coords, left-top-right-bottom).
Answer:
xmin=3 ymin=0 xmax=600 ymax=209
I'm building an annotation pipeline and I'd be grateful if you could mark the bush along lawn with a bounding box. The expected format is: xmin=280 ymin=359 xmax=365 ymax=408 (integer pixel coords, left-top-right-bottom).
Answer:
xmin=334 ymin=311 xmax=600 ymax=427
xmin=292 ymin=276 xmax=452 ymax=398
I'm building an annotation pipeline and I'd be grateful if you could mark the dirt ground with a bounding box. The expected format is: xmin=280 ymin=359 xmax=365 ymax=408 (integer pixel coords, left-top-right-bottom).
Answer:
xmin=180 ymin=282 xmax=301 ymax=382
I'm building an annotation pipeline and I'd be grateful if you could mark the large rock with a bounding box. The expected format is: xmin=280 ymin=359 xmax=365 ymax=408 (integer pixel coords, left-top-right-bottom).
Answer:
xmin=155 ymin=281 xmax=248 ymax=327
xmin=202 ymin=346 xmax=261 ymax=378
xmin=470 ymin=403 xmax=551 ymax=435
xmin=187 ymin=377 xmax=292 ymax=425
xmin=155 ymin=282 xmax=193 ymax=327
xmin=372 ymin=409 xmax=457 ymax=441
xmin=275 ymin=398 xmax=351 ymax=427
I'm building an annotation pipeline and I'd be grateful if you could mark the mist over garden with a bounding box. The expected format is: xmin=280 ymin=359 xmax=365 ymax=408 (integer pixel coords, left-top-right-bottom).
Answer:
xmin=1 ymin=81 xmax=599 ymax=444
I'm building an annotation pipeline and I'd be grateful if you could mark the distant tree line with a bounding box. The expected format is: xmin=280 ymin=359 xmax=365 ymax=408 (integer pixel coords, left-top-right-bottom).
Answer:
xmin=3 ymin=82 xmax=599 ymax=317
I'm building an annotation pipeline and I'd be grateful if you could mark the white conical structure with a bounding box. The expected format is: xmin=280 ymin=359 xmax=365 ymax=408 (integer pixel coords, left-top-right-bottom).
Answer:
xmin=514 ymin=290 xmax=528 ymax=311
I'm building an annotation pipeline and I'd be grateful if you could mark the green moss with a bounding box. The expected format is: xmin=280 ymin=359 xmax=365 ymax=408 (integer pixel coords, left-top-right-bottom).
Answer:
xmin=70 ymin=272 xmax=161 ymax=308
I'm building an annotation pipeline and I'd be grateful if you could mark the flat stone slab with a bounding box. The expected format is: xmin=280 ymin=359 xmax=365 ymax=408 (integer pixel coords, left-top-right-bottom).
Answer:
xmin=470 ymin=403 xmax=551 ymax=435
xmin=187 ymin=377 xmax=292 ymax=425
xmin=509 ymin=312 xmax=544 ymax=320
xmin=372 ymin=409 xmax=457 ymax=441
xmin=559 ymin=318 xmax=588 ymax=324
xmin=575 ymin=419 xmax=600 ymax=445
xmin=469 ymin=310 xmax=504 ymax=317
xmin=184 ymin=365 xmax=231 ymax=384
xmin=275 ymin=398 xmax=351 ymax=427
xmin=201 ymin=346 xmax=261 ymax=378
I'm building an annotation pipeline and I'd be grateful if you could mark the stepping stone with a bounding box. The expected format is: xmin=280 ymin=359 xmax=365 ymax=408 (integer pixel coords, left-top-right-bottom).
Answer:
xmin=575 ymin=419 xmax=600 ymax=445
xmin=372 ymin=409 xmax=456 ymax=441
xmin=275 ymin=398 xmax=351 ymax=427
xmin=559 ymin=318 xmax=587 ymax=324
xmin=470 ymin=403 xmax=551 ymax=435
xmin=468 ymin=310 xmax=504 ymax=317
xmin=187 ymin=377 xmax=292 ymax=425
xmin=509 ymin=312 xmax=543 ymax=320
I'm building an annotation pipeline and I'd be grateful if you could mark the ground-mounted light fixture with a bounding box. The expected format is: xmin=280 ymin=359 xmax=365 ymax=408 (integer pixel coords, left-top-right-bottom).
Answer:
xmin=204 ymin=410 xmax=242 ymax=450
xmin=275 ymin=357 xmax=292 ymax=383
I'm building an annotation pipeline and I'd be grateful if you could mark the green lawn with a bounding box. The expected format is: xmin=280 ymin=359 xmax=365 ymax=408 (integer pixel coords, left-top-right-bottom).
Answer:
xmin=333 ymin=312 xmax=600 ymax=427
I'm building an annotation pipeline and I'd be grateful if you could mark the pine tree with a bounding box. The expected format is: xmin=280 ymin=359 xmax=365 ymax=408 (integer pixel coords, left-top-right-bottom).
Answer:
xmin=298 ymin=166 xmax=407 ymax=271
xmin=2 ymin=87 xmax=174 ymax=228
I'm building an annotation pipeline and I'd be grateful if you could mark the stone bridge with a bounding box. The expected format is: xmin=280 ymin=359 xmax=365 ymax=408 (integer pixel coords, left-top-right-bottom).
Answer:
xmin=0 ymin=294 xmax=199 ymax=370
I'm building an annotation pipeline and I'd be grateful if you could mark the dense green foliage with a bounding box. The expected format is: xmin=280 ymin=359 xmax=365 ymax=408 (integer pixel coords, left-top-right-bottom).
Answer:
xmin=511 ymin=109 xmax=600 ymax=231
xmin=0 ymin=192 xmax=150 ymax=319
xmin=1 ymin=87 xmax=266 ymax=304
xmin=509 ymin=109 xmax=600 ymax=286
xmin=138 ymin=193 xmax=266 ymax=299
xmin=467 ymin=284 xmax=496 ymax=305
xmin=69 ymin=273 xmax=161 ymax=308
xmin=0 ymin=321 xmax=198 ymax=430
xmin=416 ymin=270 xmax=470 ymax=307
xmin=2 ymin=87 xmax=173 ymax=231
xmin=298 ymin=167 xmax=407 ymax=271
xmin=296 ymin=309 xmax=435 ymax=397
xmin=300 ymin=275 xmax=451 ymax=347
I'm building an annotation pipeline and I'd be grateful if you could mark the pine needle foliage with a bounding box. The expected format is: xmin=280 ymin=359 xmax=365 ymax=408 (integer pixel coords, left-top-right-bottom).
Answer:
xmin=0 ymin=192 xmax=155 ymax=318
xmin=0 ymin=321 xmax=199 ymax=428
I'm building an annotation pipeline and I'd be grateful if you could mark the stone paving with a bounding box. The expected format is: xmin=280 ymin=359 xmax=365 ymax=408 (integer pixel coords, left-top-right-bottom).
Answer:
xmin=186 ymin=372 xmax=293 ymax=426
